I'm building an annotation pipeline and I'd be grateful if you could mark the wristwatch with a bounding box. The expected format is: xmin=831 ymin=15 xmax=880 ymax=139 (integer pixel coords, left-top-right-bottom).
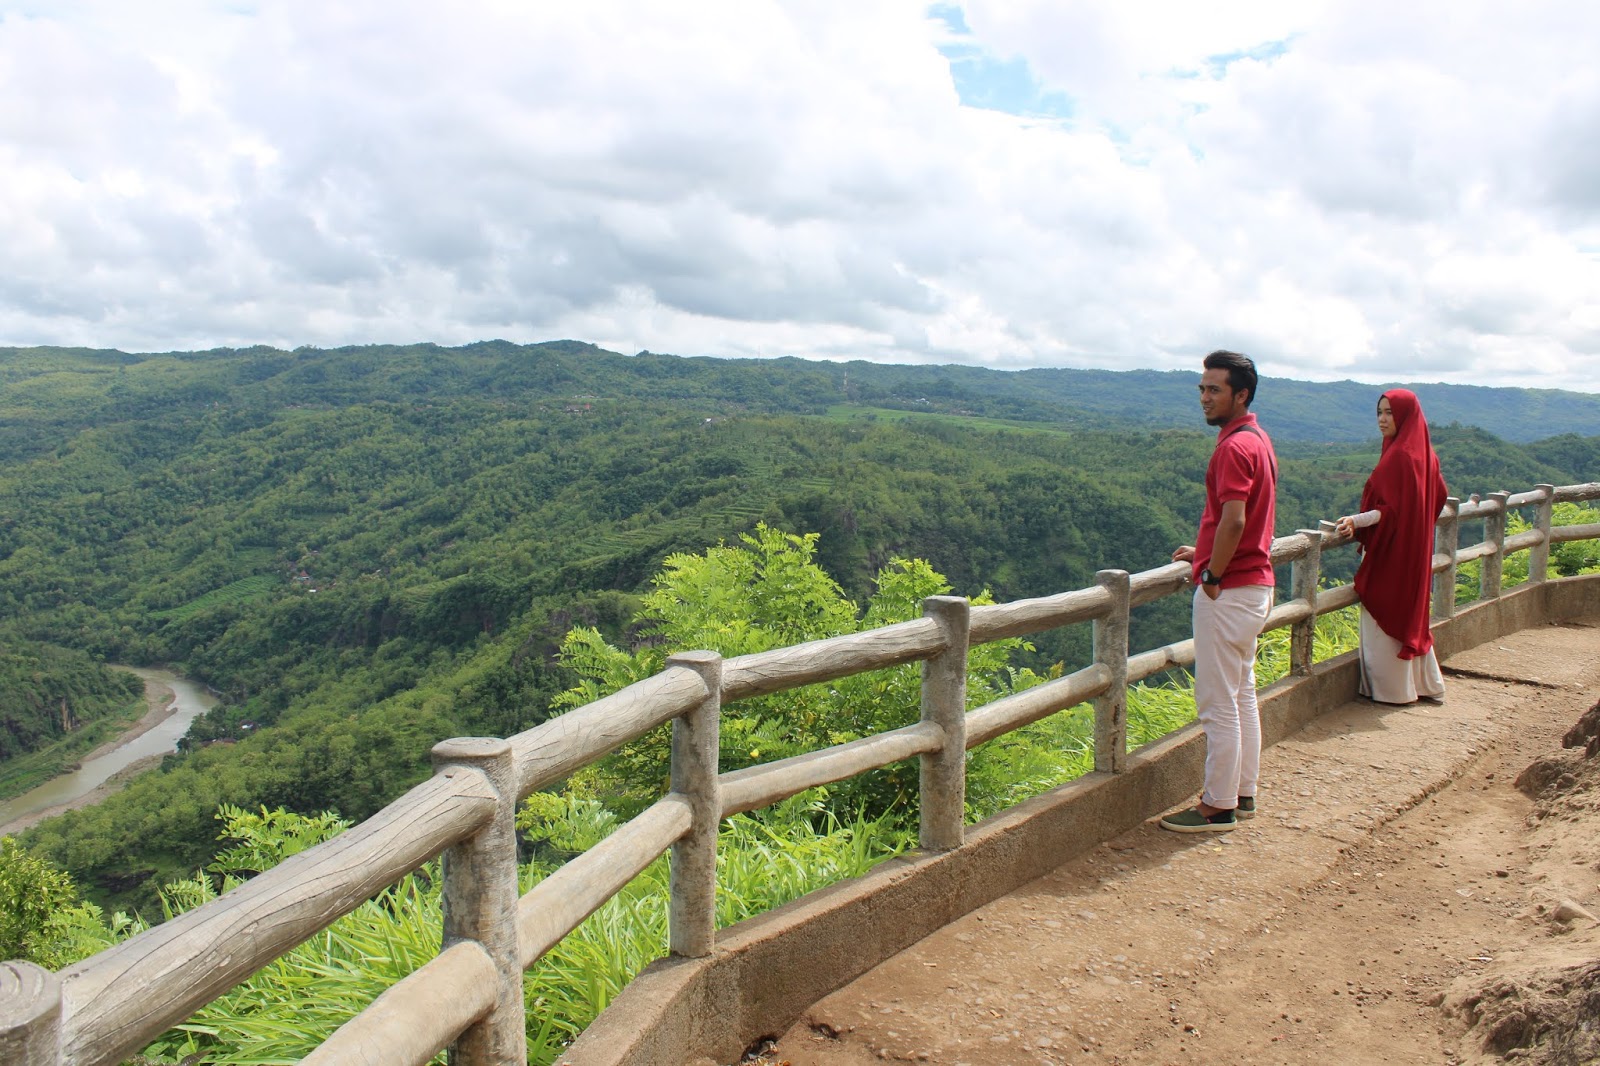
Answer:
xmin=1199 ymin=568 xmax=1221 ymax=586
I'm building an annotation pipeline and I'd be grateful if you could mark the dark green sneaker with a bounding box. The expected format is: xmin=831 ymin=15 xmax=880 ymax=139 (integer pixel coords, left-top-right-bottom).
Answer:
xmin=1159 ymin=806 xmax=1236 ymax=833
xmin=1236 ymin=795 xmax=1256 ymax=819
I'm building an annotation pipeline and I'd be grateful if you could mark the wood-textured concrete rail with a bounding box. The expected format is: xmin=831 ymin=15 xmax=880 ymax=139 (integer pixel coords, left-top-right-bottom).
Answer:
xmin=2 ymin=481 xmax=1596 ymax=1065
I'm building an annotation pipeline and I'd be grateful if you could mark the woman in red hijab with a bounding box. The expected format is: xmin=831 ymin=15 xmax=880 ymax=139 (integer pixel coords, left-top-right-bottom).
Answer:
xmin=1333 ymin=389 xmax=1449 ymax=704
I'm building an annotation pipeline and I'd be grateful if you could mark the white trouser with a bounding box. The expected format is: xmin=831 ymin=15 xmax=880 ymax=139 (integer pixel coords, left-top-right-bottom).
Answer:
xmin=1192 ymin=584 xmax=1273 ymax=810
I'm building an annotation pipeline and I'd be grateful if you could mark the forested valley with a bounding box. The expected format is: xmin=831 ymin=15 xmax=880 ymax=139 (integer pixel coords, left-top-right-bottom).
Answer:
xmin=0 ymin=643 xmax=146 ymax=803
xmin=2 ymin=340 xmax=1596 ymax=916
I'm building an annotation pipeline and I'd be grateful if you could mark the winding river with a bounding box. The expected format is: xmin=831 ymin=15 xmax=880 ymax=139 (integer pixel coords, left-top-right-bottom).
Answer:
xmin=0 ymin=668 xmax=217 ymax=833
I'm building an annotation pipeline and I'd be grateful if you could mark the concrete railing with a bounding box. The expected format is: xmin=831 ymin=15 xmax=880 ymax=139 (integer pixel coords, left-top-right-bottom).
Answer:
xmin=2 ymin=481 xmax=1596 ymax=1066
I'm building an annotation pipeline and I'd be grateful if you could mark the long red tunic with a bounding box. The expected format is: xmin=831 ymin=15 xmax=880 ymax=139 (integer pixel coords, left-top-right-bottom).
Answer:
xmin=1353 ymin=389 xmax=1449 ymax=659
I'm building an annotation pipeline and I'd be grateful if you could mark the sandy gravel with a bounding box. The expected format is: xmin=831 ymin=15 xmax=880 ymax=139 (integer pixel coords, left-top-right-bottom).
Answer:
xmin=745 ymin=620 xmax=1600 ymax=1066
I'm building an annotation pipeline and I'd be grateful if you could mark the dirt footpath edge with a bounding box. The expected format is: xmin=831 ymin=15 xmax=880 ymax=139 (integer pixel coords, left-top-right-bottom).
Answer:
xmin=754 ymin=621 xmax=1600 ymax=1066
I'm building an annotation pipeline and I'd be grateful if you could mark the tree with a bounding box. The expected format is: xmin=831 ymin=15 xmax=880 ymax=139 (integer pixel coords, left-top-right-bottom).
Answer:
xmin=0 ymin=837 xmax=83 ymax=965
xmin=550 ymin=524 xmax=1036 ymax=818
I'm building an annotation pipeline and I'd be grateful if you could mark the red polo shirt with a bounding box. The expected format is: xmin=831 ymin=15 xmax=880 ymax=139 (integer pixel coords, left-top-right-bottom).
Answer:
xmin=1194 ymin=412 xmax=1277 ymax=589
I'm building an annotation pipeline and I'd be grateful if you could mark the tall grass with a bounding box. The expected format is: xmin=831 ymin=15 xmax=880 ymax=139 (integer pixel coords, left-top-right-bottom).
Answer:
xmin=516 ymin=798 xmax=908 ymax=1064
xmin=112 ymin=804 xmax=906 ymax=1066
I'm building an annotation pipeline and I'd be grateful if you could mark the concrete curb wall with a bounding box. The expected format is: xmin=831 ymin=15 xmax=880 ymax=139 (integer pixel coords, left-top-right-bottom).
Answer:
xmin=561 ymin=574 xmax=1600 ymax=1066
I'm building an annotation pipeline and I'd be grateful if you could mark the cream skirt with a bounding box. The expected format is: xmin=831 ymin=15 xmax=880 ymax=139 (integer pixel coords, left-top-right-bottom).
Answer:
xmin=1357 ymin=607 xmax=1446 ymax=704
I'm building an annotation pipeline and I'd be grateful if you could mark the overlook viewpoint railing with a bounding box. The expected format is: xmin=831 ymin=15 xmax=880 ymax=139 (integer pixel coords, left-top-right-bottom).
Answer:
xmin=2 ymin=481 xmax=1598 ymax=1065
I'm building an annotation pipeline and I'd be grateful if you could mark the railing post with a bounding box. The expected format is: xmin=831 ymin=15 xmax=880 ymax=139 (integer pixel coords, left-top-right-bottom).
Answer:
xmin=1290 ymin=530 xmax=1324 ymax=676
xmin=919 ymin=596 xmax=969 ymax=853
xmin=1530 ymin=484 xmax=1555 ymax=584
xmin=666 ymin=651 xmax=722 ymax=958
xmin=430 ymin=737 xmax=525 ymax=1066
xmin=1092 ymin=570 xmax=1131 ymax=772
xmin=1483 ymin=491 xmax=1509 ymax=599
xmin=1433 ymin=497 xmax=1461 ymax=620
xmin=0 ymin=962 xmax=61 ymax=1065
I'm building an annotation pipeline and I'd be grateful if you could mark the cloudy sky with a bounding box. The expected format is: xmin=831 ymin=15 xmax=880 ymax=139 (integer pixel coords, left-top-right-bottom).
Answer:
xmin=2 ymin=1 xmax=1597 ymax=391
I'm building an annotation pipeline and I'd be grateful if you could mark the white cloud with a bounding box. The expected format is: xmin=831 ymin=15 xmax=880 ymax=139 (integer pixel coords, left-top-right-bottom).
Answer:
xmin=0 ymin=0 xmax=1596 ymax=394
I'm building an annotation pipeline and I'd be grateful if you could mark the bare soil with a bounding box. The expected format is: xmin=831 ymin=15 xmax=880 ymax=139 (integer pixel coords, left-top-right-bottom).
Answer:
xmin=737 ymin=621 xmax=1600 ymax=1066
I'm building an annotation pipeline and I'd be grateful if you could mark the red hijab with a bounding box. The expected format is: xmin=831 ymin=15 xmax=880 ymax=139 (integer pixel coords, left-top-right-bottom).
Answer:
xmin=1353 ymin=389 xmax=1449 ymax=658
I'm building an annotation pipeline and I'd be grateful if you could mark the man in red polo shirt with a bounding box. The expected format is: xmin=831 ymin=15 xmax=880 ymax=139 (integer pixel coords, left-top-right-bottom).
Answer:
xmin=1163 ymin=350 xmax=1278 ymax=833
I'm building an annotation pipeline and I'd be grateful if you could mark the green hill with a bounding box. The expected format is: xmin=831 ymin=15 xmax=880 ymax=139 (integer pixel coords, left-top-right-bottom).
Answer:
xmin=5 ymin=342 xmax=1598 ymax=454
xmin=2 ymin=341 xmax=1594 ymax=909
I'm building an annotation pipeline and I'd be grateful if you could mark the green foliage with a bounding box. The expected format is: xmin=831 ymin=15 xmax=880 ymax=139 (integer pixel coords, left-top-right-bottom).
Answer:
xmin=1549 ymin=503 xmax=1600 ymax=576
xmin=1456 ymin=502 xmax=1600 ymax=605
xmin=961 ymin=696 xmax=1094 ymax=819
xmin=963 ymin=602 xmax=1362 ymax=819
xmin=0 ymin=834 xmax=136 ymax=971
xmin=515 ymin=795 xmax=908 ymax=1061
xmin=0 ymin=836 xmax=85 ymax=966
xmin=142 ymin=868 xmax=443 ymax=1065
xmin=0 ymin=646 xmax=143 ymax=764
xmin=150 ymin=575 xmax=280 ymax=622
xmin=205 ymin=805 xmax=353 ymax=879
xmin=4 ymin=337 xmax=1595 ymax=914
xmin=1255 ymin=602 xmax=1363 ymax=685
xmin=1 ymin=339 xmax=1594 ymax=1060
xmin=552 ymin=525 xmax=1032 ymax=819
xmin=22 ymin=801 xmax=899 ymax=1065
xmin=16 ymin=690 xmax=464 ymax=915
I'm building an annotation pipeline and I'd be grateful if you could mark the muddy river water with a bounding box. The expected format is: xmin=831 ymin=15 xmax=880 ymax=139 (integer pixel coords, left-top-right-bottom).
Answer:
xmin=0 ymin=668 xmax=217 ymax=832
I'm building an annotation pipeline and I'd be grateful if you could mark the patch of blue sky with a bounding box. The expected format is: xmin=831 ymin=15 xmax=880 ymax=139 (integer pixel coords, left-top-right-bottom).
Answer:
xmin=1200 ymin=37 xmax=1292 ymax=78
xmin=945 ymin=47 xmax=1077 ymax=120
xmin=928 ymin=2 xmax=970 ymax=35
xmin=930 ymin=2 xmax=1075 ymax=120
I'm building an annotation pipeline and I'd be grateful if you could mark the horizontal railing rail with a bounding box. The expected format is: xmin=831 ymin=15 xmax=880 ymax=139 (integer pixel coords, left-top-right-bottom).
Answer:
xmin=5 ymin=481 xmax=1598 ymax=1065
xmin=52 ymin=768 xmax=502 ymax=1066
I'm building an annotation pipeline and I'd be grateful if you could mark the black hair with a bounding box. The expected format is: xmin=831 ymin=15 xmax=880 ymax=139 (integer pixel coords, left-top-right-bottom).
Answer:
xmin=1203 ymin=350 xmax=1258 ymax=408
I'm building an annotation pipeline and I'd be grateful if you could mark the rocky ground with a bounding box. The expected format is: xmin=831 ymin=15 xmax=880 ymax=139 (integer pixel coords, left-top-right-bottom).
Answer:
xmin=730 ymin=621 xmax=1600 ymax=1066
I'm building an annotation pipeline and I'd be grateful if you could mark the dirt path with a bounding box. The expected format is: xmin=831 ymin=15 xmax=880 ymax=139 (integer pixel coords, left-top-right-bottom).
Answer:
xmin=749 ymin=621 xmax=1600 ymax=1066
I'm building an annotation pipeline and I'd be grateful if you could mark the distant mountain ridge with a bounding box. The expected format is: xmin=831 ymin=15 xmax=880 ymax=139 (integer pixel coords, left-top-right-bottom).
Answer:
xmin=3 ymin=340 xmax=1597 ymax=443
xmin=967 ymin=365 xmax=1599 ymax=444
